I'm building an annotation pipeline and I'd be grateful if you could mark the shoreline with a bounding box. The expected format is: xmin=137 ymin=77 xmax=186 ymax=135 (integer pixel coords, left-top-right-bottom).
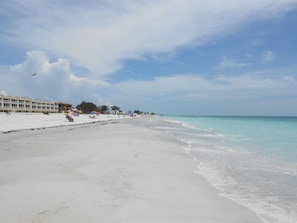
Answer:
xmin=0 ymin=116 xmax=262 ymax=222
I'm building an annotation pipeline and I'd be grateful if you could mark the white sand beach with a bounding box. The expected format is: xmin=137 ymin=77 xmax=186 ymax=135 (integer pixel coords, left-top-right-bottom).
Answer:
xmin=0 ymin=113 xmax=262 ymax=222
xmin=0 ymin=112 xmax=128 ymax=133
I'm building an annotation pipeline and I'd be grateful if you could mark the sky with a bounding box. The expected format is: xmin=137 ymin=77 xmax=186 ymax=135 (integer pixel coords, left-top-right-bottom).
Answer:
xmin=1 ymin=0 xmax=297 ymax=116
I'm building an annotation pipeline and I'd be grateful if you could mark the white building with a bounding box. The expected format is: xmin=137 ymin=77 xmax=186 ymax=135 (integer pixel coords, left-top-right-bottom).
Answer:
xmin=0 ymin=95 xmax=60 ymax=113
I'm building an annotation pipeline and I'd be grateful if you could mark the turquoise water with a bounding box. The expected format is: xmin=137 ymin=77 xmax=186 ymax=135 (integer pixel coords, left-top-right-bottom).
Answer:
xmin=160 ymin=116 xmax=297 ymax=223
xmin=170 ymin=116 xmax=297 ymax=161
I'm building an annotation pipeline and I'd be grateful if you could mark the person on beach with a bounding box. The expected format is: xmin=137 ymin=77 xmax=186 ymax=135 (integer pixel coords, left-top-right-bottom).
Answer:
xmin=65 ymin=109 xmax=74 ymax=122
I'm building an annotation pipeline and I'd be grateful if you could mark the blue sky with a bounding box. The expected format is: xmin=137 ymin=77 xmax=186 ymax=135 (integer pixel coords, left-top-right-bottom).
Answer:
xmin=1 ymin=0 xmax=297 ymax=115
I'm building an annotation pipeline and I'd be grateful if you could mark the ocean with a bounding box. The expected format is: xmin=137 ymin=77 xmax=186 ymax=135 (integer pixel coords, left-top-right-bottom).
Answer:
xmin=156 ymin=116 xmax=297 ymax=223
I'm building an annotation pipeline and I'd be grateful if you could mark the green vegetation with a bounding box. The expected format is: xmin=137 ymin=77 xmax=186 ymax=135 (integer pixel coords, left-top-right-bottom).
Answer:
xmin=76 ymin=101 xmax=97 ymax=114
xmin=75 ymin=101 xmax=154 ymax=115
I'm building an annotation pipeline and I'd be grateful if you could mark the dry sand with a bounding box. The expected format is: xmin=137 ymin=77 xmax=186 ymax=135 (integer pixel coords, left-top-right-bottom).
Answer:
xmin=0 ymin=115 xmax=262 ymax=222
xmin=0 ymin=112 xmax=125 ymax=133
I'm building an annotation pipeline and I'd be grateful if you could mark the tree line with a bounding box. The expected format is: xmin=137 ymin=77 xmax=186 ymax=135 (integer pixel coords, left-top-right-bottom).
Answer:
xmin=75 ymin=101 xmax=153 ymax=115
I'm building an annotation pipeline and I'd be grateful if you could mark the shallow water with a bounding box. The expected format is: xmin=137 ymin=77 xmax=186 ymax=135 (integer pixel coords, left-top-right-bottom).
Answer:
xmin=153 ymin=116 xmax=297 ymax=223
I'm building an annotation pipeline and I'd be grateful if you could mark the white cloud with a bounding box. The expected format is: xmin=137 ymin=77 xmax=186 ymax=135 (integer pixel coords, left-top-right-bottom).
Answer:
xmin=0 ymin=50 xmax=109 ymax=103
xmin=1 ymin=0 xmax=296 ymax=76
xmin=69 ymin=73 xmax=109 ymax=87
xmin=0 ymin=90 xmax=8 ymax=96
xmin=262 ymin=51 xmax=276 ymax=63
xmin=218 ymin=57 xmax=251 ymax=69
xmin=94 ymin=70 xmax=296 ymax=114
xmin=106 ymin=72 xmax=297 ymax=103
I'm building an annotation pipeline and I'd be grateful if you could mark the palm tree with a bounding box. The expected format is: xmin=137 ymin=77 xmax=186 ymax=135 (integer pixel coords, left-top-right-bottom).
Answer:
xmin=111 ymin=105 xmax=121 ymax=114
xmin=98 ymin=105 xmax=109 ymax=114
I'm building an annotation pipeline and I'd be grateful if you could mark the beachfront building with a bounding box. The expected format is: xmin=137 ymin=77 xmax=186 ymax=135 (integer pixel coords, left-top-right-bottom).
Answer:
xmin=0 ymin=95 xmax=66 ymax=113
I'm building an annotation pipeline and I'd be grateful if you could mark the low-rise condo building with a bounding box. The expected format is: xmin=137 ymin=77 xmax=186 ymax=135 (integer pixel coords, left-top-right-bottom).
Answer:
xmin=0 ymin=95 xmax=71 ymax=113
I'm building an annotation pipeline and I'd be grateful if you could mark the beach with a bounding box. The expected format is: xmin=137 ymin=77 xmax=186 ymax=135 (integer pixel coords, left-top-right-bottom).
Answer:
xmin=0 ymin=112 xmax=127 ymax=133
xmin=0 ymin=113 xmax=262 ymax=222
